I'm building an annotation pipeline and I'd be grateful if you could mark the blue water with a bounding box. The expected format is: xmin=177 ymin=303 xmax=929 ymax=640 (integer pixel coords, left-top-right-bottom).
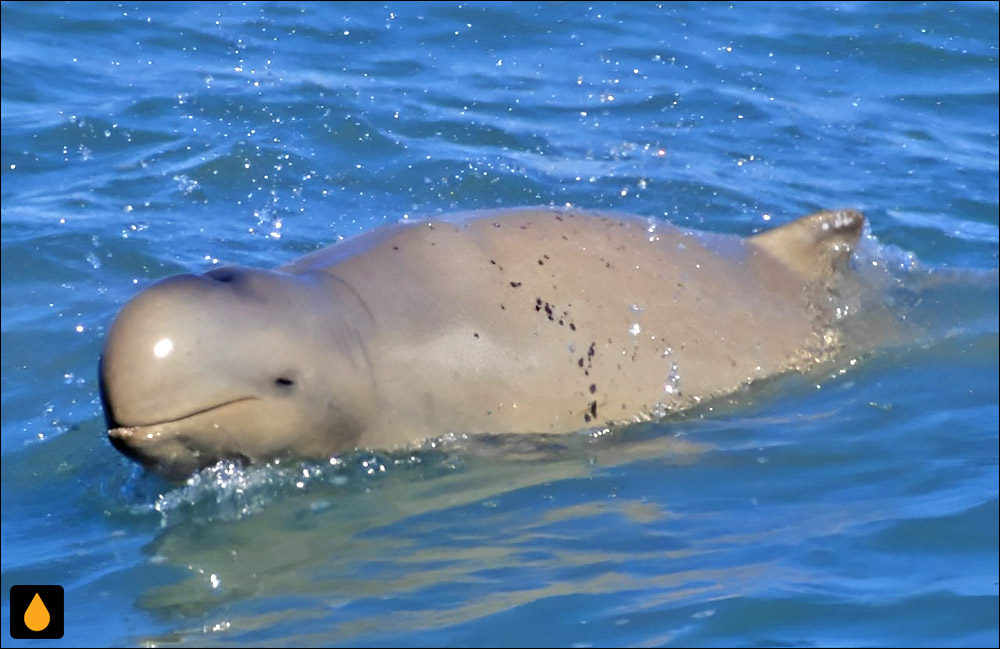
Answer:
xmin=2 ymin=2 xmax=998 ymax=646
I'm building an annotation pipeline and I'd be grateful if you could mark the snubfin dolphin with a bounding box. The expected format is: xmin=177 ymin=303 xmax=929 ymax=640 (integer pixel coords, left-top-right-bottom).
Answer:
xmin=100 ymin=207 xmax=864 ymax=476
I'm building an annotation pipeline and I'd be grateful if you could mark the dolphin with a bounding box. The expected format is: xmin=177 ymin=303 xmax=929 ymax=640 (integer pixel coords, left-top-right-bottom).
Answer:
xmin=100 ymin=207 xmax=865 ymax=476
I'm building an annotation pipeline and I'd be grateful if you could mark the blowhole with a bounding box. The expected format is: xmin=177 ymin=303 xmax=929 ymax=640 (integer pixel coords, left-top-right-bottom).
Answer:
xmin=275 ymin=377 xmax=295 ymax=387
xmin=208 ymin=270 xmax=235 ymax=282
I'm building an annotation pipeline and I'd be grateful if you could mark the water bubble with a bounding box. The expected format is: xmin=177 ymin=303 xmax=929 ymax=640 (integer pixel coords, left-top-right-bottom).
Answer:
xmin=664 ymin=361 xmax=681 ymax=396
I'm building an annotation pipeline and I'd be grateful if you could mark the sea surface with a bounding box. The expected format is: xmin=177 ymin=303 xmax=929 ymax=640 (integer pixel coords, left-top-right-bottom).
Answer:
xmin=2 ymin=2 xmax=998 ymax=647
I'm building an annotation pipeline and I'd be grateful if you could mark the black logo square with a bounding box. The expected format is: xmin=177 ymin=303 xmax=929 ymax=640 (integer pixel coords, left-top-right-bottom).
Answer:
xmin=9 ymin=585 xmax=64 ymax=639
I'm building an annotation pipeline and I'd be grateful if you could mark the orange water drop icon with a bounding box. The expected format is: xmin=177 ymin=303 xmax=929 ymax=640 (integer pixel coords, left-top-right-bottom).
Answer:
xmin=24 ymin=592 xmax=51 ymax=632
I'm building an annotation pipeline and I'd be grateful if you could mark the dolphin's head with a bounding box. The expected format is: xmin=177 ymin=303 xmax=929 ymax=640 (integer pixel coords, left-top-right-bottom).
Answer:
xmin=100 ymin=266 xmax=376 ymax=478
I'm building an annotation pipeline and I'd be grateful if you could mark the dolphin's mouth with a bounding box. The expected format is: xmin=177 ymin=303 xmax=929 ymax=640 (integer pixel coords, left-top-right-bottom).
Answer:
xmin=106 ymin=397 xmax=258 ymax=472
xmin=106 ymin=397 xmax=259 ymax=478
xmin=110 ymin=396 xmax=260 ymax=430
xmin=100 ymin=351 xmax=259 ymax=431
xmin=107 ymin=426 xmax=245 ymax=479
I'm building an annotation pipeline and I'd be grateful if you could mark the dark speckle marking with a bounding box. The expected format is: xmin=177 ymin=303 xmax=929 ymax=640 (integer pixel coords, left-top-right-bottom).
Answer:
xmin=392 ymin=245 xmax=399 ymax=251
xmin=584 ymin=413 xmax=591 ymax=423
xmin=589 ymin=401 xmax=598 ymax=419
xmin=570 ymin=323 xmax=576 ymax=331
xmin=510 ymin=281 xmax=522 ymax=288
xmin=589 ymin=383 xmax=596 ymax=394
xmin=537 ymin=259 xmax=544 ymax=265
xmin=473 ymin=332 xmax=480 ymax=338
xmin=578 ymin=358 xmax=584 ymax=368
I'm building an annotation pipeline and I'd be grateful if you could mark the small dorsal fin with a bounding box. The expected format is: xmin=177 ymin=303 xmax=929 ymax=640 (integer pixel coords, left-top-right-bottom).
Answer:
xmin=749 ymin=209 xmax=865 ymax=284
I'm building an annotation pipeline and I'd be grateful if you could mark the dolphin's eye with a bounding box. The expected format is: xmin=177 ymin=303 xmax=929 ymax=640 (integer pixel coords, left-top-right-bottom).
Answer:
xmin=275 ymin=377 xmax=295 ymax=387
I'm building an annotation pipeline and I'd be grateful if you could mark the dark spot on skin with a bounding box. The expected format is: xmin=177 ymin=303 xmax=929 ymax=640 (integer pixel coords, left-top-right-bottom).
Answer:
xmin=558 ymin=319 xmax=564 ymax=326
xmin=543 ymin=254 xmax=550 ymax=260
xmin=589 ymin=384 xmax=596 ymax=394
xmin=584 ymin=413 xmax=591 ymax=423
xmin=570 ymin=323 xmax=576 ymax=331
xmin=275 ymin=377 xmax=295 ymax=387
xmin=589 ymin=401 xmax=598 ymax=418
xmin=535 ymin=298 xmax=542 ymax=312
xmin=490 ymin=259 xmax=496 ymax=265
xmin=473 ymin=332 xmax=480 ymax=338
xmin=538 ymin=259 xmax=544 ymax=265
xmin=493 ymin=223 xmax=501 ymax=228
xmin=588 ymin=343 xmax=596 ymax=359
xmin=578 ymin=358 xmax=584 ymax=368
xmin=510 ymin=281 xmax=522 ymax=288
xmin=556 ymin=216 xmax=564 ymax=221
xmin=500 ymin=303 xmax=506 ymax=310
xmin=392 ymin=246 xmax=399 ymax=251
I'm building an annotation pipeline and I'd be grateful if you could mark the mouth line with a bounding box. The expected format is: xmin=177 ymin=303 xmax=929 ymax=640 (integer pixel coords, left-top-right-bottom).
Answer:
xmin=111 ymin=396 xmax=259 ymax=430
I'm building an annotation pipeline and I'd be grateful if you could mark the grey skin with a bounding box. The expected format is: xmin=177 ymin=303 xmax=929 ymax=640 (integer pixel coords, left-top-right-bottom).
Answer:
xmin=100 ymin=207 xmax=865 ymax=477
